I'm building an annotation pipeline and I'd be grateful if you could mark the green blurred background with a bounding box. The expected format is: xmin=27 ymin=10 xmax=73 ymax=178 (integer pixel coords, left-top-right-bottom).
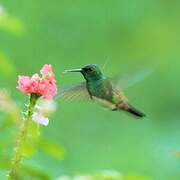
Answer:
xmin=0 ymin=0 xmax=180 ymax=179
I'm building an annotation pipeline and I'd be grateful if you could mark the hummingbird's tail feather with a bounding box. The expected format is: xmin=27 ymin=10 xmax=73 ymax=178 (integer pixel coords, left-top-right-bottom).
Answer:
xmin=125 ymin=104 xmax=146 ymax=118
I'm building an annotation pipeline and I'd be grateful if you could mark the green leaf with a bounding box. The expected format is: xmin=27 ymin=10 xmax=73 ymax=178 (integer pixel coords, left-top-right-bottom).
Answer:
xmin=124 ymin=174 xmax=153 ymax=180
xmin=40 ymin=140 xmax=65 ymax=160
xmin=0 ymin=14 xmax=25 ymax=36
xmin=0 ymin=53 xmax=16 ymax=78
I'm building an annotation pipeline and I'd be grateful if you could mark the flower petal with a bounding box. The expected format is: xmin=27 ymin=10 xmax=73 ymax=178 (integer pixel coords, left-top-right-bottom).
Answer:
xmin=32 ymin=113 xmax=49 ymax=126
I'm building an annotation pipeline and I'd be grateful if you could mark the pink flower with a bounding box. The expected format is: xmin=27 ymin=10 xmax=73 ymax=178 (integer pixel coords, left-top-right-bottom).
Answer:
xmin=41 ymin=64 xmax=53 ymax=75
xmin=32 ymin=113 xmax=49 ymax=126
xmin=17 ymin=64 xmax=57 ymax=100
xmin=32 ymin=99 xmax=56 ymax=126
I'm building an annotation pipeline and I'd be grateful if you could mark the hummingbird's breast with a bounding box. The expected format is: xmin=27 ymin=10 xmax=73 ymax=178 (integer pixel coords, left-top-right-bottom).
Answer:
xmin=86 ymin=79 xmax=128 ymax=110
xmin=86 ymin=79 xmax=113 ymax=102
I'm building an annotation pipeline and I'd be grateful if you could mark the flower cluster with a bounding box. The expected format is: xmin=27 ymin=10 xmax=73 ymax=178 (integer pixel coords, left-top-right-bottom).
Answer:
xmin=17 ymin=64 xmax=57 ymax=126
xmin=17 ymin=64 xmax=57 ymax=100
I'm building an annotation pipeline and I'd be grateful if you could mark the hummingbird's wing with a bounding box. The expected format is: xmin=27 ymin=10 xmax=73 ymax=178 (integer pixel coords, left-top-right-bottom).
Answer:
xmin=111 ymin=67 xmax=153 ymax=90
xmin=57 ymin=82 xmax=91 ymax=102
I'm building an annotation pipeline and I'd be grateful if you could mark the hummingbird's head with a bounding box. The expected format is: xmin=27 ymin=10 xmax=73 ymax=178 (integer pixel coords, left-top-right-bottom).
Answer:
xmin=65 ymin=64 xmax=104 ymax=82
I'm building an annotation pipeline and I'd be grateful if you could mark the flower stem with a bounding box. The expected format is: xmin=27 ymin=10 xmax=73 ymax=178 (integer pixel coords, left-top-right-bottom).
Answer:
xmin=8 ymin=94 xmax=39 ymax=179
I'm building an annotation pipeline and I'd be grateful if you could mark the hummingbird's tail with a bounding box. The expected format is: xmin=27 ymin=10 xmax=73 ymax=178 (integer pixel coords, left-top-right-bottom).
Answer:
xmin=114 ymin=102 xmax=146 ymax=118
xmin=125 ymin=104 xmax=146 ymax=118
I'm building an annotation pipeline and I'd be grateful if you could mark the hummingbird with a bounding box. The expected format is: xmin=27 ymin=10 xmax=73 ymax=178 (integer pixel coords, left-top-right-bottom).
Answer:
xmin=60 ymin=64 xmax=148 ymax=118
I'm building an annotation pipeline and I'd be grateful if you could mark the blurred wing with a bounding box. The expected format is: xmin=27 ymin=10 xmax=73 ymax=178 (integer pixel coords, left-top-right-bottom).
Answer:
xmin=57 ymin=82 xmax=91 ymax=102
xmin=111 ymin=67 xmax=153 ymax=90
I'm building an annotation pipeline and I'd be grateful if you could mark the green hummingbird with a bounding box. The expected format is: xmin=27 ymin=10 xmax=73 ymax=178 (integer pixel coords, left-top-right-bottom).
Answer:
xmin=60 ymin=64 xmax=149 ymax=118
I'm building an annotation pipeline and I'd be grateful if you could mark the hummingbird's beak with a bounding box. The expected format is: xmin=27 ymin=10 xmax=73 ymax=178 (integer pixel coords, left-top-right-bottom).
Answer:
xmin=64 ymin=68 xmax=82 ymax=73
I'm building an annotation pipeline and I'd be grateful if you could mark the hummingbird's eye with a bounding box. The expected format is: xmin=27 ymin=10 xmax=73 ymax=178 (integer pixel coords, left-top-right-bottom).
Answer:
xmin=88 ymin=67 xmax=94 ymax=72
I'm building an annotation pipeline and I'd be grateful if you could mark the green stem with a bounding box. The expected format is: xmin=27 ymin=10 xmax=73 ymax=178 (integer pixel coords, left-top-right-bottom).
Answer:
xmin=8 ymin=94 xmax=39 ymax=180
